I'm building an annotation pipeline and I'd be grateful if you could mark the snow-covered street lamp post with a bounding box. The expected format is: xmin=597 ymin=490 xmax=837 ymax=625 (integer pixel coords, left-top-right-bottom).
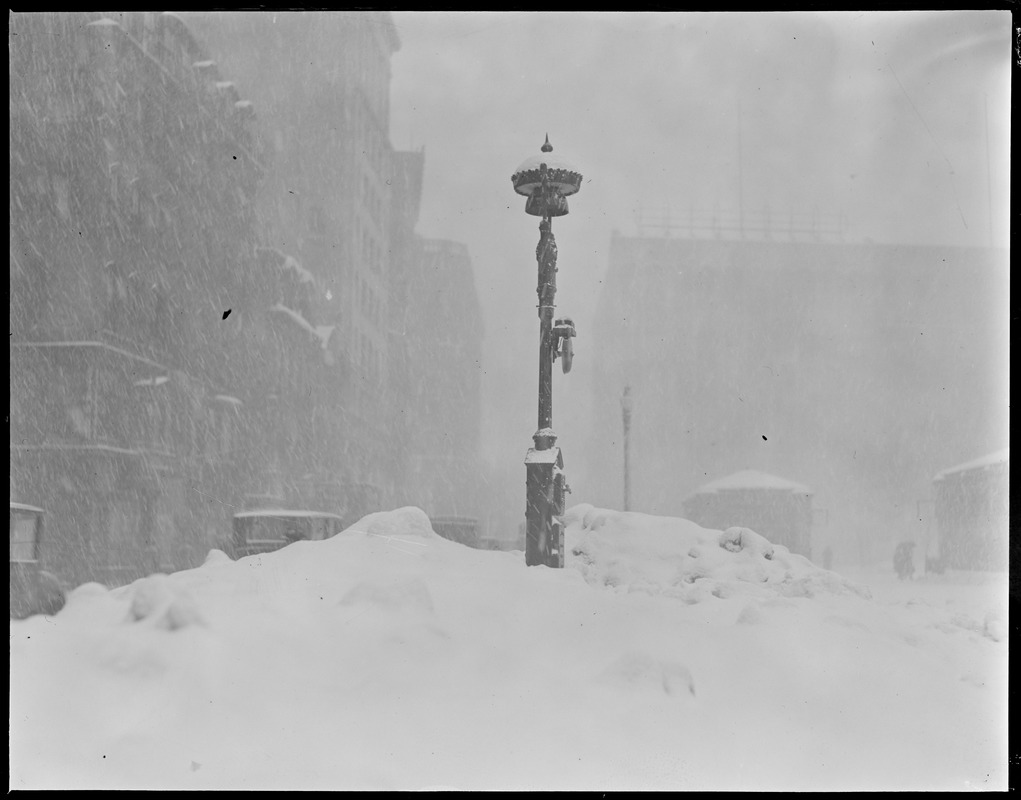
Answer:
xmin=511 ymin=135 xmax=582 ymax=568
xmin=621 ymin=385 xmax=632 ymax=512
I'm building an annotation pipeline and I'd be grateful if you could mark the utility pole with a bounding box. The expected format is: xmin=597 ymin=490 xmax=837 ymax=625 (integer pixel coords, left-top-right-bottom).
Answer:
xmin=984 ymin=94 xmax=993 ymax=248
xmin=737 ymin=100 xmax=745 ymax=239
xmin=621 ymin=385 xmax=633 ymax=511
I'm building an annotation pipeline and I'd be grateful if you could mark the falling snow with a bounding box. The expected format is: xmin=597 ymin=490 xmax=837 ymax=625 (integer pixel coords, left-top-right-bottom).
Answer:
xmin=9 ymin=10 xmax=1010 ymax=792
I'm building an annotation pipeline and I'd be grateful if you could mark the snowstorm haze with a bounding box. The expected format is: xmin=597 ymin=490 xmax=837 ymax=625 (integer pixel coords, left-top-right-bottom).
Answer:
xmin=385 ymin=10 xmax=1009 ymax=551
xmin=9 ymin=10 xmax=1009 ymax=561
xmin=9 ymin=10 xmax=1010 ymax=791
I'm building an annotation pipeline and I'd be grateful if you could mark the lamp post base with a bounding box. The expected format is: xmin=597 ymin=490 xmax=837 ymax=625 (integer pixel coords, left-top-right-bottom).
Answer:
xmin=524 ymin=440 xmax=565 ymax=568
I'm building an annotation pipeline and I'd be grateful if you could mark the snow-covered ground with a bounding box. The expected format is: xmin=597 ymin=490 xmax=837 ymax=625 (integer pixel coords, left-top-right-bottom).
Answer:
xmin=9 ymin=505 xmax=1008 ymax=791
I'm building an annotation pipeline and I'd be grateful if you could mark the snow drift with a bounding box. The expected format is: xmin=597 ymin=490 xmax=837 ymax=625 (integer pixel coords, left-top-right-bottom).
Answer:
xmin=10 ymin=506 xmax=1007 ymax=791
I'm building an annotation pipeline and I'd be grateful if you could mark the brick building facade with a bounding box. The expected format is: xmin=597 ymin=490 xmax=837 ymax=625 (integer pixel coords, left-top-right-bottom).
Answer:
xmin=10 ymin=12 xmax=488 ymax=586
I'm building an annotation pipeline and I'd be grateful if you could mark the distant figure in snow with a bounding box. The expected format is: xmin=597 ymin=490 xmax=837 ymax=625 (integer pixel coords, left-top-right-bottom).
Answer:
xmin=925 ymin=553 xmax=946 ymax=576
xmin=822 ymin=545 xmax=833 ymax=571
xmin=893 ymin=540 xmax=916 ymax=580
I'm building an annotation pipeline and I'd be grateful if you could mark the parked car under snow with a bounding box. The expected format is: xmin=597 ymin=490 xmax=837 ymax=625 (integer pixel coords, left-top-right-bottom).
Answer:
xmin=230 ymin=509 xmax=346 ymax=558
xmin=10 ymin=502 xmax=66 ymax=619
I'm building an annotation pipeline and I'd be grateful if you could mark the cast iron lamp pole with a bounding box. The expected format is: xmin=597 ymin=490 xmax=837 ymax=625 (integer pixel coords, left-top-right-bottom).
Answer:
xmin=511 ymin=135 xmax=582 ymax=568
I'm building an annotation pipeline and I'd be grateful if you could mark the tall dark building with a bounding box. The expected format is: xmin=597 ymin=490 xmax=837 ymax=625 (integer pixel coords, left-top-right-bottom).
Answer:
xmin=10 ymin=12 xmax=266 ymax=585
xmin=179 ymin=12 xmax=414 ymax=513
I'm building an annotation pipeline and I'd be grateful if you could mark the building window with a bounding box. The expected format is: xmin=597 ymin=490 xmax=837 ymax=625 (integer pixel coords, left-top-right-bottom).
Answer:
xmin=142 ymin=13 xmax=156 ymax=53
xmin=310 ymin=205 xmax=326 ymax=236
xmin=53 ymin=176 xmax=71 ymax=220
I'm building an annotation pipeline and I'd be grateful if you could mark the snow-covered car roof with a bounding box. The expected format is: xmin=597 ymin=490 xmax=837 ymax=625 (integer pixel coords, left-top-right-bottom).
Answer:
xmin=691 ymin=470 xmax=812 ymax=495
xmin=232 ymin=510 xmax=344 ymax=520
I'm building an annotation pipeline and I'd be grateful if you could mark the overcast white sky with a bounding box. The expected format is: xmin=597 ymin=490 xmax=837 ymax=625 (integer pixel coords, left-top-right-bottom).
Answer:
xmin=391 ymin=11 xmax=1009 ymax=249
xmin=387 ymin=11 xmax=1010 ymax=476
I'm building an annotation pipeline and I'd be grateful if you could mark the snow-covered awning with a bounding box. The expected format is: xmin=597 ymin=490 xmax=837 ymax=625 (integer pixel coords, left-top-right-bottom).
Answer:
xmin=133 ymin=375 xmax=170 ymax=388
xmin=256 ymin=247 xmax=317 ymax=286
xmin=270 ymin=304 xmax=334 ymax=351
xmin=283 ymin=255 xmax=316 ymax=285
xmin=934 ymin=449 xmax=1009 ymax=481
xmin=271 ymin=302 xmax=314 ymax=333
xmin=10 ymin=501 xmax=45 ymax=515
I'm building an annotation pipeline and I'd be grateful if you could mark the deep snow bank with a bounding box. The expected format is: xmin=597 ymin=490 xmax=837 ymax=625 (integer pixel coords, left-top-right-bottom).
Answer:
xmin=564 ymin=503 xmax=871 ymax=602
xmin=10 ymin=505 xmax=1007 ymax=791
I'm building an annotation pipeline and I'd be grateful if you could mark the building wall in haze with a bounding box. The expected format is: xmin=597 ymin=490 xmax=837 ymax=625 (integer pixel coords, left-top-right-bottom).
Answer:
xmin=587 ymin=232 xmax=1009 ymax=566
xmin=933 ymin=450 xmax=1009 ymax=571
xmin=9 ymin=11 xmax=262 ymax=379
xmin=183 ymin=12 xmax=485 ymax=519
xmin=179 ymin=12 xmax=408 ymax=508
xmin=394 ymin=238 xmax=485 ymax=521
xmin=10 ymin=11 xmax=487 ymax=581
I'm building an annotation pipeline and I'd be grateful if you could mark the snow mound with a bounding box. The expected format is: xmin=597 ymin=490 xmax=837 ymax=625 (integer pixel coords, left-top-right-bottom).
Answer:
xmin=719 ymin=525 xmax=774 ymax=557
xmin=125 ymin=574 xmax=205 ymax=631
xmin=982 ymin=611 xmax=1006 ymax=643
xmin=339 ymin=576 xmax=435 ymax=615
xmin=596 ymin=651 xmax=696 ymax=698
xmin=342 ymin=506 xmax=439 ymax=540
xmin=203 ymin=548 xmax=232 ymax=565
xmin=563 ymin=504 xmax=870 ymax=602
xmin=55 ymin=581 xmax=127 ymax=626
xmin=9 ymin=506 xmax=1006 ymax=791
xmin=65 ymin=581 xmax=111 ymax=603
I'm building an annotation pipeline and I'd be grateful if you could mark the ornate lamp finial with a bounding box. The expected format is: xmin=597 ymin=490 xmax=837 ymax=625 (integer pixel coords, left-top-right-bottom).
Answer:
xmin=511 ymin=135 xmax=582 ymax=217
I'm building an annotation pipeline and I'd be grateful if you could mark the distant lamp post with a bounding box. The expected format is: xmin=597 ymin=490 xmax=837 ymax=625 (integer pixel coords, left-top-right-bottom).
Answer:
xmin=621 ymin=385 xmax=632 ymax=511
xmin=512 ymin=135 xmax=582 ymax=568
